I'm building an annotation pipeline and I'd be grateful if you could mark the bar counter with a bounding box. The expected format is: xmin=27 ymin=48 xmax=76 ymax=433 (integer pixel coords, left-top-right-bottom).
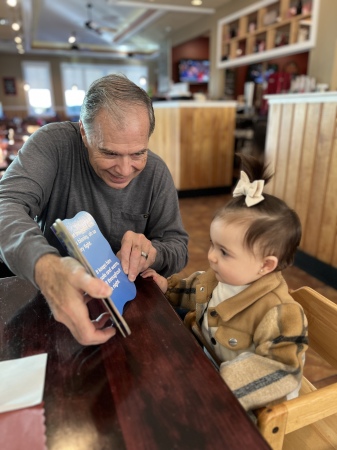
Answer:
xmin=149 ymin=101 xmax=236 ymax=191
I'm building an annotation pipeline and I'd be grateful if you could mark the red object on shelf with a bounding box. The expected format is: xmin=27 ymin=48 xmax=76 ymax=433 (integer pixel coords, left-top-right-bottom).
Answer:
xmin=260 ymin=71 xmax=292 ymax=114
xmin=266 ymin=71 xmax=292 ymax=94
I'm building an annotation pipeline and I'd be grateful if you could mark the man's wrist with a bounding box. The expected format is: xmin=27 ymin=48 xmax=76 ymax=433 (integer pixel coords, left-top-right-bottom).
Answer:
xmin=34 ymin=253 xmax=61 ymax=289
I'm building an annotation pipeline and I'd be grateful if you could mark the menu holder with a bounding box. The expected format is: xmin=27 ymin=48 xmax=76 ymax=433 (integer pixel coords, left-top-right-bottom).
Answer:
xmin=51 ymin=212 xmax=136 ymax=337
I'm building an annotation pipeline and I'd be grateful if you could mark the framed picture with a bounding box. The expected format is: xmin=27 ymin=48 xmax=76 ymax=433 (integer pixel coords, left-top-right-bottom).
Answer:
xmin=3 ymin=77 xmax=17 ymax=96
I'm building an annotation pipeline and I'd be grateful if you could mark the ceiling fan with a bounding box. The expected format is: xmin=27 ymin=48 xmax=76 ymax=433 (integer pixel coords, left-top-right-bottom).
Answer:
xmin=84 ymin=3 xmax=117 ymax=35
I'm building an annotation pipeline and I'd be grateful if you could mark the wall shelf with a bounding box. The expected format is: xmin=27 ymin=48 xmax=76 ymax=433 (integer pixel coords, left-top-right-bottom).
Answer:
xmin=217 ymin=0 xmax=319 ymax=69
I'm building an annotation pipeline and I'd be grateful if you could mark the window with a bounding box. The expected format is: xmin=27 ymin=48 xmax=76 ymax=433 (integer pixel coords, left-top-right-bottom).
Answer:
xmin=21 ymin=61 xmax=55 ymax=117
xmin=64 ymin=87 xmax=86 ymax=118
xmin=61 ymin=63 xmax=149 ymax=119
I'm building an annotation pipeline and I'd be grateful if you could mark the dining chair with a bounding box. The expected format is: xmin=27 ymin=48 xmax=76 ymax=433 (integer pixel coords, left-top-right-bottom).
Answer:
xmin=256 ymin=286 xmax=337 ymax=449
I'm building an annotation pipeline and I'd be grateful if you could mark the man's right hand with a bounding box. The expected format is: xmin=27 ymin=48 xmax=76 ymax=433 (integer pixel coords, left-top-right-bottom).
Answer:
xmin=34 ymin=254 xmax=116 ymax=345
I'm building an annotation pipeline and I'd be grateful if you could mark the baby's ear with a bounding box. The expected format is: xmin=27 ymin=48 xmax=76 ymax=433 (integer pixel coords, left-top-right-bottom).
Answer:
xmin=261 ymin=256 xmax=278 ymax=274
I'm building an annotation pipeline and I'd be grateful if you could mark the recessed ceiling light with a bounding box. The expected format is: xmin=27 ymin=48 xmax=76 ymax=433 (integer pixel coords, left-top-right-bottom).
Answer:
xmin=11 ymin=22 xmax=20 ymax=31
xmin=139 ymin=76 xmax=147 ymax=86
xmin=68 ymin=32 xmax=76 ymax=44
xmin=191 ymin=0 xmax=202 ymax=5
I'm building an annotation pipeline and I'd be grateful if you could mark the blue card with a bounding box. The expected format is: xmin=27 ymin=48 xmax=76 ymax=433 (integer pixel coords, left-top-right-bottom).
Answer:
xmin=51 ymin=211 xmax=136 ymax=336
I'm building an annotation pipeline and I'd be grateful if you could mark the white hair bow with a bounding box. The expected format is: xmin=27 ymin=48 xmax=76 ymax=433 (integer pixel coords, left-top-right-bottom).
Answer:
xmin=233 ymin=171 xmax=265 ymax=207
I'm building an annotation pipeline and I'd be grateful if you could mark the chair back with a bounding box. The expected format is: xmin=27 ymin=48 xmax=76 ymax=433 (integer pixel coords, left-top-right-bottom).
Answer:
xmin=290 ymin=287 xmax=337 ymax=370
xmin=257 ymin=286 xmax=337 ymax=450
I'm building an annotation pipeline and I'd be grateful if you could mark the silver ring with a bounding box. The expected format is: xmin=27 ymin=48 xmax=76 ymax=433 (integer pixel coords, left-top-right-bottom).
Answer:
xmin=141 ymin=251 xmax=148 ymax=260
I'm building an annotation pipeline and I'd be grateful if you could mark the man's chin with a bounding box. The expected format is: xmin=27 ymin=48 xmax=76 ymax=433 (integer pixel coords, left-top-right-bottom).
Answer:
xmin=110 ymin=181 xmax=129 ymax=189
xmin=104 ymin=175 xmax=131 ymax=189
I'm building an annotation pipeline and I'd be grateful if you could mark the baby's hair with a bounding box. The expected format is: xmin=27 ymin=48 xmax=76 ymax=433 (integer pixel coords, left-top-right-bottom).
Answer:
xmin=214 ymin=153 xmax=301 ymax=270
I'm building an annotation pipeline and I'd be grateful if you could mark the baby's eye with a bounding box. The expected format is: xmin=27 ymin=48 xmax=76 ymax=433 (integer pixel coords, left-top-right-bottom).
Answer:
xmin=220 ymin=249 xmax=227 ymax=256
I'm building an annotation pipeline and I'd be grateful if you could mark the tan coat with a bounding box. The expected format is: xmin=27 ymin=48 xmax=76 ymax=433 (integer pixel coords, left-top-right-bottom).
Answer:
xmin=166 ymin=269 xmax=308 ymax=411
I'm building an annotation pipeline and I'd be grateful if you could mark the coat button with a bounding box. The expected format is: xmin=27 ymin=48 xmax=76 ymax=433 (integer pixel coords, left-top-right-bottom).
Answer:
xmin=228 ymin=338 xmax=238 ymax=347
xmin=210 ymin=310 xmax=218 ymax=317
xmin=200 ymin=286 xmax=204 ymax=291
xmin=211 ymin=337 xmax=216 ymax=345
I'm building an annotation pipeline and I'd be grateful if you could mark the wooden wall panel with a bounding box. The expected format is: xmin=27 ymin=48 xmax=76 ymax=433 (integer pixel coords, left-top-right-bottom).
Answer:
xmin=264 ymin=103 xmax=282 ymax=194
xmin=273 ymin=103 xmax=294 ymax=200
xmin=149 ymin=107 xmax=180 ymax=187
xmin=218 ymin=107 xmax=236 ymax=186
xmin=151 ymin=104 xmax=235 ymax=191
xmin=180 ymin=107 xmax=235 ymax=190
xmin=295 ymin=103 xmax=321 ymax=240
xmin=265 ymin=95 xmax=337 ymax=269
xmin=180 ymin=108 xmax=195 ymax=189
xmin=284 ymin=103 xmax=307 ymax=209
xmin=302 ymin=103 xmax=337 ymax=256
xmin=317 ymin=117 xmax=337 ymax=264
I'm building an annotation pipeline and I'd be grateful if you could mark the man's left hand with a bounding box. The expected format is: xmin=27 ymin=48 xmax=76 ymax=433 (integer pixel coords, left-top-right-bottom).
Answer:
xmin=117 ymin=231 xmax=157 ymax=281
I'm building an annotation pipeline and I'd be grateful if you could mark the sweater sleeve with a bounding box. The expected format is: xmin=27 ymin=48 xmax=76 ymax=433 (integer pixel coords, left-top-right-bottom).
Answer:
xmin=165 ymin=271 xmax=205 ymax=310
xmin=137 ymin=152 xmax=188 ymax=278
xmin=0 ymin=125 xmax=62 ymax=285
xmin=220 ymin=302 xmax=308 ymax=411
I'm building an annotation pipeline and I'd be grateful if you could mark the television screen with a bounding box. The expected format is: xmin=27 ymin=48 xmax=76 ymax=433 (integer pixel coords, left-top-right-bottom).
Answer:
xmin=246 ymin=63 xmax=278 ymax=84
xmin=178 ymin=59 xmax=210 ymax=83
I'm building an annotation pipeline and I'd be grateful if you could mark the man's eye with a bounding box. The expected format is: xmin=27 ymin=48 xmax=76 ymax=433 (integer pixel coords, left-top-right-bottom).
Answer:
xmin=100 ymin=150 xmax=117 ymax=158
xmin=131 ymin=152 xmax=147 ymax=160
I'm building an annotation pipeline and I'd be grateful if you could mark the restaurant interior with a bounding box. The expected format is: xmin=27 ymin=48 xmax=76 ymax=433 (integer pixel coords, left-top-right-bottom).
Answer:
xmin=1 ymin=0 xmax=337 ymax=448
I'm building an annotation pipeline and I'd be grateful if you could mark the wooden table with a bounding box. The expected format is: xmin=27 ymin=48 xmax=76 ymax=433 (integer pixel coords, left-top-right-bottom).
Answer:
xmin=0 ymin=276 xmax=270 ymax=450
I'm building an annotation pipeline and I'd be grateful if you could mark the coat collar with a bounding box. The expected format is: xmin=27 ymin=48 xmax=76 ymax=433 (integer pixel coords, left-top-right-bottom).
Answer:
xmin=215 ymin=271 xmax=286 ymax=321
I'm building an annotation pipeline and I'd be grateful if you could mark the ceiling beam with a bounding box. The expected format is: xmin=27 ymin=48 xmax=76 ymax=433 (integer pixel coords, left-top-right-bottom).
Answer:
xmin=112 ymin=9 xmax=164 ymax=43
xmin=113 ymin=1 xmax=215 ymax=14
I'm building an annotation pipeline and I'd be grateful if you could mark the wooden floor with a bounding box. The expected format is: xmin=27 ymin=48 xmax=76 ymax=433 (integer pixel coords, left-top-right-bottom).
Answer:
xmin=177 ymin=193 xmax=337 ymax=390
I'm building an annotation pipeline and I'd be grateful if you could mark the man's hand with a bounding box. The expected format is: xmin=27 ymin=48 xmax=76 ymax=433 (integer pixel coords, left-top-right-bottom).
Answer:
xmin=34 ymin=254 xmax=116 ymax=345
xmin=117 ymin=231 xmax=157 ymax=282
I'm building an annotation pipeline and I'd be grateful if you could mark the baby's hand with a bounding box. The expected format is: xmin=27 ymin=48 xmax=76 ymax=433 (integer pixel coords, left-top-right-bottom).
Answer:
xmin=141 ymin=268 xmax=168 ymax=293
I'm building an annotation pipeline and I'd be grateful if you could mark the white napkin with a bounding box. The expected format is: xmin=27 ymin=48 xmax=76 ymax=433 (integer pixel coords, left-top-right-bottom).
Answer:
xmin=0 ymin=353 xmax=48 ymax=413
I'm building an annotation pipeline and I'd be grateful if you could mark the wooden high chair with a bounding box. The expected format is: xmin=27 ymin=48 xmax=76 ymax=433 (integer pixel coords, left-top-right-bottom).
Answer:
xmin=256 ymin=286 xmax=337 ymax=449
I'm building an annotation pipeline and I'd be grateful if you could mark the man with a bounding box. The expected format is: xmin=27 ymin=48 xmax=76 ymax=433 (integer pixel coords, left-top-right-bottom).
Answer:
xmin=0 ymin=74 xmax=188 ymax=345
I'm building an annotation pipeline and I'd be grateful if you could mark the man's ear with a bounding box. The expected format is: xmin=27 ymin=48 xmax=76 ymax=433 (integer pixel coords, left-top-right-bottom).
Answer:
xmin=261 ymin=256 xmax=278 ymax=275
xmin=79 ymin=120 xmax=88 ymax=145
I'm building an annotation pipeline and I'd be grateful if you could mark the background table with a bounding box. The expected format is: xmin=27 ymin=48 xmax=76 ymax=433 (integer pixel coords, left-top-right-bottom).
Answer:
xmin=0 ymin=276 xmax=270 ymax=450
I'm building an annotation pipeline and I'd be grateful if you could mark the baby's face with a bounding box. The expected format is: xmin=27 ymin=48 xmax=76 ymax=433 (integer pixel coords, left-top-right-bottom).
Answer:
xmin=208 ymin=218 xmax=265 ymax=286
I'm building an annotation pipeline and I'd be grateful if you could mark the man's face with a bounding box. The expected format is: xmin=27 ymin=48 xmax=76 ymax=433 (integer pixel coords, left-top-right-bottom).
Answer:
xmin=80 ymin=107 xmax=150 ymax=189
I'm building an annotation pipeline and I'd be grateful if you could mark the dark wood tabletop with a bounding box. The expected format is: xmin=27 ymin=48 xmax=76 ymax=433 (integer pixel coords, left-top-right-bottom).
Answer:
xmin=0 ymin=276 xmax=270 ymax=450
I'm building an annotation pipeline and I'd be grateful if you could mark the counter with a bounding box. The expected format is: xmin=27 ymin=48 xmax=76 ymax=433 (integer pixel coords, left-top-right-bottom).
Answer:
xmin=264 ymin=92 xmax=337 ymax=271
xmin=149 ymin=101 xmax=236 ymax=191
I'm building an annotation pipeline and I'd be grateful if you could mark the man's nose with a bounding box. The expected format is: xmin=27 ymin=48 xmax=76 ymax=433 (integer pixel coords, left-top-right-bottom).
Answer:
xmin=117 ymin=156 xmax=132 ymax=176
